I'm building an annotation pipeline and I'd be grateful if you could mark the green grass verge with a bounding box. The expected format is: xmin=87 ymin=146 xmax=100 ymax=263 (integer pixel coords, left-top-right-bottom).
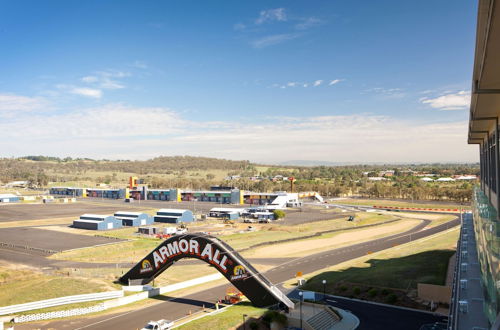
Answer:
xmin=300 ymin=227 xmax=458 ymax=292
xmin=176 ymin=302 xmax=268 ymax=330
xmin=50 ymin=238 xmax=159 ymax=263
xmin=221 ymin=213 xmax=396 ymax=250
xmin=0 ymin=268 xmax=111 ymax=307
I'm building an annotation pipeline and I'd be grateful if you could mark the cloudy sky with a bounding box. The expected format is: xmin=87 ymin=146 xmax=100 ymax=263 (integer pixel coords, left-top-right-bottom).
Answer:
xmin=0 ymin=1 xmax=478 ymax=163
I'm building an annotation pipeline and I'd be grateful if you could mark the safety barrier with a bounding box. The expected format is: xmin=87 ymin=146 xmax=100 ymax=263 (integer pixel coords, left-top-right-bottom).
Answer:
xmin=372 ymin=205 xmax=459 ymax=212
xmin=13 ymin=304 xmax=105 ymax=323
xmin=0 ymin=291 xmax=123 ymax=315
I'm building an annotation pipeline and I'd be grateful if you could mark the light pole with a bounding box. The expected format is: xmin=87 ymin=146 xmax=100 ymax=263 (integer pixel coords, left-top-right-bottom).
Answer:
xmin=322 ymin=279 xmax=327 ymax=301
xmin=242 ymin=313 xmax=248 ymax=330
xmin=298 ymin=291 xmax=303 ymax=329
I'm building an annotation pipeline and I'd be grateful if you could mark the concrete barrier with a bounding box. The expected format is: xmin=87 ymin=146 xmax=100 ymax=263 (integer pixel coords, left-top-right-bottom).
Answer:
xmin=0 ymin=291 xmax=123 ymax=315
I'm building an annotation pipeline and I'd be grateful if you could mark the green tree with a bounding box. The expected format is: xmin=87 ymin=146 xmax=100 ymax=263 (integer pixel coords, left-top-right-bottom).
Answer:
xmin=273 ymin=210 xmax=286 ymax=219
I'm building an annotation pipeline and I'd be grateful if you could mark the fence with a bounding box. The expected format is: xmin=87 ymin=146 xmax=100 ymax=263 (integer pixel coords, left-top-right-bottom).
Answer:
xmin=0 ymin=291 xmax=123 ymax=315
xmin=13 ymin=304 xmax=106 ymax=323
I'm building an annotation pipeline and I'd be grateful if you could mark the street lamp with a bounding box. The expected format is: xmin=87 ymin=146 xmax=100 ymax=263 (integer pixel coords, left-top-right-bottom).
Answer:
xmin=242 ymin=314 xmax=248 ymax=330
xmin=322 ymin=279 xmax=327 ymax=301
xmin=298 ymin=291 xmax=303 ymax=329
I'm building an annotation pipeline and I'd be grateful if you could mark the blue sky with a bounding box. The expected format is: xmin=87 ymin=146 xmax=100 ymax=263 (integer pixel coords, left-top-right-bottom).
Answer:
xmin=0 ymin=1 xmax=478 ymax=163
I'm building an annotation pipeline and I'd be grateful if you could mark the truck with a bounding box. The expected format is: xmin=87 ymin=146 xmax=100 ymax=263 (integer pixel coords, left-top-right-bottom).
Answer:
xmin=141 ymin=319 xmax=174 ymax=330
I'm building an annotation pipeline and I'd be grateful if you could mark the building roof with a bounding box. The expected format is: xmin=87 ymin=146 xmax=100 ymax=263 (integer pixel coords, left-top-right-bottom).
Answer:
xmin=436 ymin=177 xmax=456 ymax=182
xmin=80 ymin=214 xmax=109 ymax=219
xmin=157 ymin=208 xmax=189 ymax=213
xmin=0 ymin=194 xmax=18 ymax=198
xmin=114 ymin=211 xmax=143 ymax=216
xmin=210 ymin=207 xmax=245 ymax=213
xmin=468 ymin=0 xmax=500 ymax=144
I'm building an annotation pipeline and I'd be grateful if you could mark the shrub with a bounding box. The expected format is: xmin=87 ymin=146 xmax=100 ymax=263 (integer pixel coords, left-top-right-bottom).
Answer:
xmin=273 ymin=210 xmax=286 ymax=219
xmin=381 ymin=289 xmax=390 ymax=296
xmin=368 ymin=288 xmax=378 ymax=297
xmin=339 ymin=285 xmax=348 ymax=292
xmin=262 ymin=310 xmax=287 ymax=326
xmin=385 ymin=293 xmax=398 ymax=304
xmin=249 ymin=321 xmax=259 ymax=330
xmin=353 ymin=287 xmax=361 ymax=295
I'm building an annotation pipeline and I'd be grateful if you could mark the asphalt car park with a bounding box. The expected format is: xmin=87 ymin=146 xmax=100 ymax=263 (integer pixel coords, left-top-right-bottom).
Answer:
xmin=0 ymin=227 xmax=124 ymax=252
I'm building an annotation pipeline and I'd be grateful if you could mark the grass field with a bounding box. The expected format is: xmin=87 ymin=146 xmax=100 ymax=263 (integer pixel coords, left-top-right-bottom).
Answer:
xmin=221 ymin=213 xmax=397 ymax=250
xmin=335 ymin=198 xmax=469 ymax=210
xmin=176 ymin=302 xmax=268 ymax=330
xmin=244 ymin=219 xmax=421 ymax=259
xmin=0 ymin=266 xmax=113 ymax=306
xmin=50 ymin=238 xmax=159 ymax=263
xmin=298 ymin=227 xmax=458 ymax=293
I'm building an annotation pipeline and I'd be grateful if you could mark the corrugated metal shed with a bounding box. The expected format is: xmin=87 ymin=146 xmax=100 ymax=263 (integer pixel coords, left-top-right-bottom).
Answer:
xmin=114 ymin=211 xmax=153 ymax=226
xmin=154 ymin=209 xmax=194 ymax=223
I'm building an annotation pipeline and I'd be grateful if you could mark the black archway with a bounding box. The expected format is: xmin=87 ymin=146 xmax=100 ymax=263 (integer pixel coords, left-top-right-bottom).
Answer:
xmin=119 ymin=233 xmax=293 ymax=308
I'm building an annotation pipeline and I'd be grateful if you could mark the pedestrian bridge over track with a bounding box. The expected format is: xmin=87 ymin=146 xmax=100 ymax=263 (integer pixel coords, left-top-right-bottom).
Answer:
xmin=120 ymin=233 xmax=294 ymax=309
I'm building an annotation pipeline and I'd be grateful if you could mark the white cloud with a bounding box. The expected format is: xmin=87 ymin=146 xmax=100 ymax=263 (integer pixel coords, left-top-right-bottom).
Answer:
xmin=251 ymin=33 xmax=301 ymax=48
xmin=365 ymin=87 xmax=405 ymax=99
xmin=255 ymin=8 xmax=287 ymax=25
xmin=0 ymin=106 xmax=477 ymax=163
xmin=0 ymin=93 xmax=47 ymax=112
xmin=287 ymin=82 xmax=297 ymax=87
xmin=132 ymin=61 xmax=148 ymax=69
xmin=329 ymin=79 xmax=341 ymax=86
xmin=233 ymin=23 xmax=246 ymax=31
xmin=81 ymin=76 xmax=98 ymax=83
xmin=80 ymin=70 xmax=130 ymax=90
xmin=420 ymin=91 xmax=470 ymax=110
xmin=313 ymin=80 xmax=323 ymax=87
xmin=70 ymin=87 xmax=102 ymax=98
xmin=295 ymin=17 xmax=323 ymax=30
xmin=303 ymin=83 xmax=308 ymax=88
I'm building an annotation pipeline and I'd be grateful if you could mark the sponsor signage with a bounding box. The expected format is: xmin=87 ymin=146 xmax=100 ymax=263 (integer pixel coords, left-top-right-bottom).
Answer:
xmin=120 ymin=233 xmax=293 ymax=308
xmin=151 ymin=238 xmax=229 ymax=273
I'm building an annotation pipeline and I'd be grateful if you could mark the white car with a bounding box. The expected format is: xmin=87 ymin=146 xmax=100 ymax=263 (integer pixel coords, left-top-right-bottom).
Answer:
xmin=141 ymin=319 xmax=174 ymax=330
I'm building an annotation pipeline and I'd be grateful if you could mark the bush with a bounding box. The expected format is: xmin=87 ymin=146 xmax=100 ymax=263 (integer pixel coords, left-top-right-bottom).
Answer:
xmin=249 ymin=321 xmax=259 ymax=330
xmin=273 ymin=210 xmax=286 ymax=219
xmin=368 ymin=288 xmax=378 ymax=297
xmin=385 ymin=293 xmax=398 ymax=304
xmin=262 ymin=310 xmax=287 ymax=326
xmin=381 ymin=289 xmax=390 ymax=296
xmin=339 ymin=285 xmax=347 ymax=292
xmin=353 ymin=287 xmax=361 ymax=295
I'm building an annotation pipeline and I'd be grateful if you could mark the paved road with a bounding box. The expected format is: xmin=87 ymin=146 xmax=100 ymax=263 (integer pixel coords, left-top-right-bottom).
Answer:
xmin=288 ymin=290 xmax=448 ymax=330
xmin=22 ymin=217 xmax=458 ymax=330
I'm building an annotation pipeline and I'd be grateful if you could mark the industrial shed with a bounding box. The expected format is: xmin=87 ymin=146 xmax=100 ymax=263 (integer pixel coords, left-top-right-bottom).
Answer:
xmin=0 ymin=194 xmax=20 ymax=203
xmin=114 ymin=211 xmax=153 ymax=227
xmin=209 ymin=208 xmax=242 ymax=220
xmin=154 ymin=209 xmax=194 ymax=223
xmin=73 ymin=214 xmax=123 ymax=230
